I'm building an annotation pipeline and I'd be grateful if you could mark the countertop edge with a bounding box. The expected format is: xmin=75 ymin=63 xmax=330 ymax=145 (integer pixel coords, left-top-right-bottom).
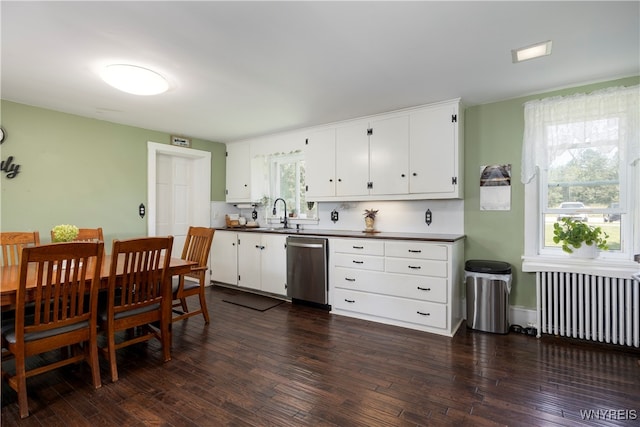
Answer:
xmin=219 ymin=227 xmax=465 ymax=242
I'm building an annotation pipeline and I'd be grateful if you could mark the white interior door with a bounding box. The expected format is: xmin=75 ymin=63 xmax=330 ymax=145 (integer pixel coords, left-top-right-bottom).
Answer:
xmin=156 ymin=154 xmax=192 ymax=255
xmin=147 ymin=142 xmax=212 ymax=280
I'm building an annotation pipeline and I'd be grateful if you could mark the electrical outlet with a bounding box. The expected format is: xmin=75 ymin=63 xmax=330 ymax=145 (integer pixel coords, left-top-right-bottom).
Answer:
xmin=331 ymin=210 xmax=339 ymax=222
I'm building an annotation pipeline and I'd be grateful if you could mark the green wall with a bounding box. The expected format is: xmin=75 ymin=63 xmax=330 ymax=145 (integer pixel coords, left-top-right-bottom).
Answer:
xmin=464 ymin=75 xmax=640 ymax=310
xmin=0 ymin=101 xmax=226 ymax=246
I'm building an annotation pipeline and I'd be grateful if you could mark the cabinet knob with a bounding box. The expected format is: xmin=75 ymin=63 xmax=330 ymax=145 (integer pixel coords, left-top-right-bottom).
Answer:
xmin=338 ymin=178 xmax=342 ymax=182
xmin=412 ymin=172 xmax=417 ymax=177
xmin=329 ymin=179 xmax=333 ymax=182
xmin=417 ymin=311 xmax=431 ymax=316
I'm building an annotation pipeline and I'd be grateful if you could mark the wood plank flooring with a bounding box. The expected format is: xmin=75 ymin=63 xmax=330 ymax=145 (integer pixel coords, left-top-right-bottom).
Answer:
xmin=2 ymin=285 xmax=639 ymax=426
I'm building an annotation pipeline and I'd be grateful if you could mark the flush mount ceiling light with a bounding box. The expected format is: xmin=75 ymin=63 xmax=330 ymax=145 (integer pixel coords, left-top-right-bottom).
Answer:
xmin=512 ymin=40 xmax=553 ymax=63
xmin=100 ymin=64 xmax=169 ymax=95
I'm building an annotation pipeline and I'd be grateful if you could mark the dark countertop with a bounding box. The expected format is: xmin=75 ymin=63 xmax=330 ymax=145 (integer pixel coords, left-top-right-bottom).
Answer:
xmin=221 ymin=227 xmax=465 ymax=242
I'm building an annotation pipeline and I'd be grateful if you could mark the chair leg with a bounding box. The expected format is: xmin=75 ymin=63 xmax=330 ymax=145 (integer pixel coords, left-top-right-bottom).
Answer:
xmin=180 ymin=298 xmax=188 ymax=313
xmin=88 ymin=336 xmax=102 ymax=389
xmin=199 ymin=287 xmax=210 ymax=324
xmin=160 ymin=315 xmax=171 ymax=362
xmin=15 ymin=357 xmax=29 ymax=419
xmin=107 ymin=329 xmax=119 ymax=382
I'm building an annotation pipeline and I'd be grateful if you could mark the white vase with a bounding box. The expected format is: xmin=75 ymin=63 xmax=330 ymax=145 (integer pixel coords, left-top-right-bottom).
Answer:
xmin=569 ymin=243 xmax=597 ymax=258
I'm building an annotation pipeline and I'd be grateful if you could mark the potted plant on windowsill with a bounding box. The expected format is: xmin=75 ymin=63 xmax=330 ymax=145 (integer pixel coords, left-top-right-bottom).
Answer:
xmin=552 ymin=218 xmax=609 ymax=258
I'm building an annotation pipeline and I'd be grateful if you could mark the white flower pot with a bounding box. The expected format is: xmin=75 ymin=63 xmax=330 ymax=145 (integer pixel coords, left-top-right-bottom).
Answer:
xmin=569 ymin=243 xmax=597 ymax=258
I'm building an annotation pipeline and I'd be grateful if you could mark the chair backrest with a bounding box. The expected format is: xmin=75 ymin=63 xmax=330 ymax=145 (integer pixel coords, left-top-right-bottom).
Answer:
xmin=108 ymin=236 xmax=174 ymax=316
xmin=0 ymin=231 xmax=41 ymax=267
xmin=50 ymin=227 xmax=104 ymax=242
xmin=181 ymin=227 xmax=215 ymax=279
xmin=15 ymin=242 xmax=104 ymax=344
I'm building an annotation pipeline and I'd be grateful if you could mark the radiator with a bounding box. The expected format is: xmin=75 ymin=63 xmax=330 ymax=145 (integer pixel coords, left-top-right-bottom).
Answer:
xmin=536 ymin=271 xmax=640 ymax=348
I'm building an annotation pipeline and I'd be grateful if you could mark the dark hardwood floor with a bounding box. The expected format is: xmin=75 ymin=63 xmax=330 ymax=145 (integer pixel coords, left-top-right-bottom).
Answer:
xmin=2 ymin=285 xmax=639 ymax=426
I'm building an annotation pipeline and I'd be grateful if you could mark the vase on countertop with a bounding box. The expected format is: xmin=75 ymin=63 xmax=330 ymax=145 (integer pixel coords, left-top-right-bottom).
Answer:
xmin=364 ymin=217 xmax=375 ymax=232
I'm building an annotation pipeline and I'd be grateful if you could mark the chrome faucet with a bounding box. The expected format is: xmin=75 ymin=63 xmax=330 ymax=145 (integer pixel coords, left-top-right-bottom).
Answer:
xmin=272 ymin=198 xmax=289 ymax=229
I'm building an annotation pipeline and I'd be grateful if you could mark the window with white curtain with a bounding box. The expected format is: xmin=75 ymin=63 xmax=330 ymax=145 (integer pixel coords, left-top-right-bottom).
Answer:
xmin=521 ymin=85 xmax=639 ymax=261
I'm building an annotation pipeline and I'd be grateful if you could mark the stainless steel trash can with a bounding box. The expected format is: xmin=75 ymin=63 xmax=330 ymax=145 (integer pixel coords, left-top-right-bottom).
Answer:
xmin=465 ymin=260 xmax=512 ymax=334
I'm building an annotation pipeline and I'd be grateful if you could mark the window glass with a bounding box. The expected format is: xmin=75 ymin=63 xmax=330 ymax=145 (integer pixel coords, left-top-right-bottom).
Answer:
xmin=542 ymin=118 xmax=624 ymax=251
xmin=268 ymin=153 xmax=316 ymax=219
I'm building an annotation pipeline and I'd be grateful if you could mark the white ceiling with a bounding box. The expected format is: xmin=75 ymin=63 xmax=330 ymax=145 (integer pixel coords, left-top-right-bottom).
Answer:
xmin=2 ymin=1 xmax=638 ymax=143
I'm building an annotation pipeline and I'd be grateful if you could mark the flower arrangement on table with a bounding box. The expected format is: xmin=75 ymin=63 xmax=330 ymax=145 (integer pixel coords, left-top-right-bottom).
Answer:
xmin=51 ymin=224 xmax=79 ymax=242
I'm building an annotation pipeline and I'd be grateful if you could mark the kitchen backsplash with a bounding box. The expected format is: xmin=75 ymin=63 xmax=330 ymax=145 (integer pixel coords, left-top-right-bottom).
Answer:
xmin=212 ymin=200 xmax=464 ymax=235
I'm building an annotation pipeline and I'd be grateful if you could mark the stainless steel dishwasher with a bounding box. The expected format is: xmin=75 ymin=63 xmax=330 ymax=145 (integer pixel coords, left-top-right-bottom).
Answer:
xmin=286 ymin=236 xmax=329 ymax=309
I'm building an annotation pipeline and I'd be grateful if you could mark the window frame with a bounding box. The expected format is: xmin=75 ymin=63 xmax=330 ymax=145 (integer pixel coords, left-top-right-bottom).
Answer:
xmin=522 ymin=88 xmax=640 ymax=277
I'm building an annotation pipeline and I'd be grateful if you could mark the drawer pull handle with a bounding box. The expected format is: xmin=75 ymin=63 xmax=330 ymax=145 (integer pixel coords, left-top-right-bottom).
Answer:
xmin=353 ymin=260 xmax=364 ymax=264
xmin=417 ymin=287 xmax=431 ymax=291
xmin=345 ymin=299 xmax=355 ymax=303
xmin=408 ymin=265 xmax=421 ymax=269
xmin=417 ymin=311 xmax=430 ymax=316
xmin=408 ymin=249 xmax=422 ymax=253
xmin=345 ymin=278 xmax=356 ymax=282
xmin=353 ymin=246 xmax=364 ymax=249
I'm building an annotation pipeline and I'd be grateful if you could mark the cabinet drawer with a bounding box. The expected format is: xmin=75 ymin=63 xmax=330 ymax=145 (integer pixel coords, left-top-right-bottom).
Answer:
xmin=385 ymin=241 xmax=448 ymax=261
xmin=385 ymin=258 xmax=448 ymax=277
xmin=335 ymin=268 xmax=447 ymax=303
xmin=333 ymin=253 xmax=384 ymax=271
xmin=334 ymin=267 xmax=386 ymax=291
xmin=333 ymin=289 xmax=447 ymax=329
xmin=333 ymin=239 xmax=384 ymax=256
xmin=388 ymin=274 xmax=448 ymax=303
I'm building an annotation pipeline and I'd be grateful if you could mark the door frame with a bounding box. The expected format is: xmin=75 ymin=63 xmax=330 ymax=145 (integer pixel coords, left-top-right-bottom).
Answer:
xmin=147 ymin=141 xmax=211 ymax=238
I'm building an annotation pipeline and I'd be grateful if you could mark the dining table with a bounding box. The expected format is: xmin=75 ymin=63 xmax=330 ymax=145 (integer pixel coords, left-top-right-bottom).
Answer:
xmin=0 ymin=254 xmax=195 ymax=307
xmin=0 ymin=254 xmax=197 ymax=359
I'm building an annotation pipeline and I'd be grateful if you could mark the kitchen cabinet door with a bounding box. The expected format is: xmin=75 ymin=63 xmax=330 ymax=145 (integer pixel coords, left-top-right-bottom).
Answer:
xmin=237 ymin=232 xmax=262 ymax=290
xmin=225 ymin=142 xmax=252 ymax=202
xmin=305 ymin=128 xmax=336 ymax=199
xmin=335 ymin=120 xmax=370 ymax=197
xmin=369 ymin=115 xmax=409 ymax=196
xmin=409 ymin=101 xmax=461 ymax=197
xmin=260 ymin=234 xmax=288 ymax=296
xmin=210 ymin=230 xmax=238 ymax=285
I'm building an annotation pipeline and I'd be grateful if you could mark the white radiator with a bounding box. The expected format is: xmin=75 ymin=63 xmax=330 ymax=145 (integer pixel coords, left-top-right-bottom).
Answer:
xmin=536 ymin=271 xmax=640 ymax=348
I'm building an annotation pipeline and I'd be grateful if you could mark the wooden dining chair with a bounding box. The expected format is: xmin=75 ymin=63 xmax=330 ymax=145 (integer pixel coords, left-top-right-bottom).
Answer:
xmin=98 ymin=236 xmax=173 ymax=382
xmin=171 ymin=227 xmax=215 ymax=324
xmin=1 ymin=231 xmax=41 ymax=361
xmin=0 ymin=231 xmax=40 ymax=267
xmin=50 ymin=227 xmax=104 ymax=242
xmin=1 ymin=241 xmax=104 ymax=418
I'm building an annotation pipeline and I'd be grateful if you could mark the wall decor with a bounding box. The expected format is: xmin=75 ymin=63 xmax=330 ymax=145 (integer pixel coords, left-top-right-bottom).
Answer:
xmin=480 ymin=164 xmax=511 ymax=211
xmin=0 ymin=156 xmax=20 ymax=178
xmin=171 ymin=135 xmax=191 ymax=148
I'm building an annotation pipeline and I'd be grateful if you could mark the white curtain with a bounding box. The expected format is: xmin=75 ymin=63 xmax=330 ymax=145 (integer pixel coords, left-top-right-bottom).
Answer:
xmin=521 ymin=85 xmax=640 ymax=184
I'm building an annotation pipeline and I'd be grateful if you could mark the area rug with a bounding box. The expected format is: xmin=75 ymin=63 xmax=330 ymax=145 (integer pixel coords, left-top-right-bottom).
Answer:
xmin=222 ymin=293 xmax=284 ymax=311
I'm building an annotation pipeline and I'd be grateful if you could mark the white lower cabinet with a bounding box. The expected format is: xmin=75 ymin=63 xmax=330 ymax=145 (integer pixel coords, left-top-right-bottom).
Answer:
xmin=237 ymin=232 xmax=288 ymax=296
xmin=330 ymin=237 xmax=464 ymax=337
xmin=210 ymin=230 xmax=238 ymax=285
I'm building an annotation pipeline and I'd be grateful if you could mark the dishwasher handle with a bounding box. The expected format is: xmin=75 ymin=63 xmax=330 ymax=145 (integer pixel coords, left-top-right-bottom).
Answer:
xmin=287 ymin=241 xmax=325 ymax=249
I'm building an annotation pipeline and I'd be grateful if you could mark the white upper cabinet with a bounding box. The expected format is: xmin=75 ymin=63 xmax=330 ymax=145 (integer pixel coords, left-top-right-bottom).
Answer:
xmin=409 ymin=100 xmax=462 ymax=198
xmin=335 ymin=119 xmax=370 ymax=197
xmin=225 ymin=142 xmax=252 ymax=202
xmin=369 ymin=115 xmax=410 ymax=196
xmin=230 ymin=99 xmax=463 ymax=203
xmin=304 ymin=128 xmax=336 ymax=199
